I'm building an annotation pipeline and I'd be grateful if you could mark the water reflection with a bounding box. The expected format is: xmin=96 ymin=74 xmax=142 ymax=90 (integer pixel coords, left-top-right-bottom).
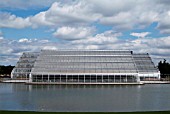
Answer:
xmin=27 ymin=84 xmax=142 ymax=91
xmin=0 ymin=83 xmax=170 ymax=112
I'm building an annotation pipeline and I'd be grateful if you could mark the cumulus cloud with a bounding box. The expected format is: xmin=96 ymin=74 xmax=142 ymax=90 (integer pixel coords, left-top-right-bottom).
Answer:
xmin=156 ymin=11 xmax=170 ymax=34
xmin=43 ymin=46 xmax=58 ymax=50
xmin=99 ymin=7 xmax=158 ymax=30
xmin=87 ymin=0 xmax=135 ymax=16
xmin=18 ymin=38 xmax=32 ymax=43
xmin=0 ymin=12 xmax=31 ymax=29
xmin=128 ymin=37 xmax=170 ymax=64
xmin=130 ymin=32 xmax=151 ymax=38
xmin=71 ymin=30 xmax=121 ymax=49
xmin=0 ymin=38 xmax=57 ymax=65
xmin=29 ymin=2 xmax=101 ymax=28
xmin=1 ymin=0 xmax=170 ymax=34
xmin=69 ymin=32 xmax=170 ymax=63
xmin=28 ymin=0 xmax=159 ymax=30
xmin=100 ymin=12 xmax=133 ymax=30
xmin=53 ymin=26 xmax=95 ymax=40
xmin=1 ymin=34 xmax=170 ymax=65
xmin=0 ymin=0 xmax=59 ymax=9
xmin=0 ymin=37 xmax=3 ymax=40
xmin=1 ymin=0 xmax=170 ymax=65
xmin=29 ymin=12 xmax=53 ymax=28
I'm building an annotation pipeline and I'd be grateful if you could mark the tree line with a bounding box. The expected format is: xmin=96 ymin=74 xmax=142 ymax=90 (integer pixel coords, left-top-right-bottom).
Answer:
xmin=158 ymin=59 xmax=170 ymax=78
xmin=0 ymin=65 xmax=14 ymax=76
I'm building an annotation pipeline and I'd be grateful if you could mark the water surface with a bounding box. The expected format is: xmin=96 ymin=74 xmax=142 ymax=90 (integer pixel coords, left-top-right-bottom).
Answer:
xmin=0 ymin=83 xmax=170 ymax=112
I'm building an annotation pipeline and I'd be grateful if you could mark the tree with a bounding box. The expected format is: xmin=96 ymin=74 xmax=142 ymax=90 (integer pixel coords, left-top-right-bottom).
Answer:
xmin=0 ymin=65 xmax=14 ymax=76
xmin=158 ymin=59 xmax=170 ymax=78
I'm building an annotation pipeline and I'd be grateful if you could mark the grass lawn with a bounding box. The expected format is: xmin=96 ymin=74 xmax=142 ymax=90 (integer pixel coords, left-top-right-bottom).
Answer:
xmin=0 ymin=111 xmax=170 ymax=114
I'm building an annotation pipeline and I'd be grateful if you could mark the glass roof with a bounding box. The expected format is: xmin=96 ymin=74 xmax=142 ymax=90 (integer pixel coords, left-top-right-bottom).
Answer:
xmin=12 ymin=50 xmax=159 ymax=76
xmin=31 ymin=50 xmax=137 ymax=74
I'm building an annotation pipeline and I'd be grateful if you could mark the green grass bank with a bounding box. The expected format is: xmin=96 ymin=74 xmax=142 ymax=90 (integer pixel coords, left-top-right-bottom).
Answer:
xmin=0 ymin=111 xmax=170 ymax=114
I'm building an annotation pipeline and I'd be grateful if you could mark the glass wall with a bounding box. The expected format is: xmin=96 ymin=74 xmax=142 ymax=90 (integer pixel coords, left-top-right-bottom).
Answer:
xmin=31 ymin=74 xmax=138 ymax=83
xmin=11 ymin=52 xmax=39 ymax=79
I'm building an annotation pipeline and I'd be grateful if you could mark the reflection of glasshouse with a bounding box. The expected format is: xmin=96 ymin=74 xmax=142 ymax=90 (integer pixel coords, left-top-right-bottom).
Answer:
xmin=11 ymin=50 xmax=160 ymax=84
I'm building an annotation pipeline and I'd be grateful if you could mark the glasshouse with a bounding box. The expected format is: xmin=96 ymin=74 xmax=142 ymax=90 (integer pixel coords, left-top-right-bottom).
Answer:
xmin=11 ymin=50 xmax=160 ymax=84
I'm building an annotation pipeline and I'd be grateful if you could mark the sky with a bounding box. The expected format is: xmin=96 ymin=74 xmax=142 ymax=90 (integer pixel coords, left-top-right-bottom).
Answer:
xmin=0 ymin=0 xmax=170 ymax=65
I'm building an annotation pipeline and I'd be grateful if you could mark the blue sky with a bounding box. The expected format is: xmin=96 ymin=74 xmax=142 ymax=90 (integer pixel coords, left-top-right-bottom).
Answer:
xmin=0 ymin=0 xmax=170 ymax=65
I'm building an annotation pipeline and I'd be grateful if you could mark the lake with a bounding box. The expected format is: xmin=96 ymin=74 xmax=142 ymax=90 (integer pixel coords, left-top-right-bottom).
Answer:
xmin=0 ymin=83 xmax=170 ymax=112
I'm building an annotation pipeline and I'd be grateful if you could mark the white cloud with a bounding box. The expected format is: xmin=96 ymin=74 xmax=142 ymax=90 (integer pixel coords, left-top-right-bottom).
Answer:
xmin=0 ymin=42 xmax=14 ymax=56
xmin=0 ymin=37 xmax=3 ymax=39
xmin=1 ymin=35 xmax=170 ymax=65
xmin=71 ymin=30 xmax=121 ymax=47
xmin=29 ymin=12 xmax=53 ymax=28
xmin=0 ymin=0 xmax=59 ymax=9
xmin=124 ymin=36 xmax=170 ymax=58
xmin=69 ymin=32 xmax=170 ymax=63
xmin=100 ymin=12 xmax=133 ymax=30
xmin=43 ymin=46 xmax=58 ymax=50
xmin=84 ymin=45 xmax=99 ymax=50
xmin=28 ymin=0 xmax=168 ymax=32
xmin=130 ymin=32 xmax=151 ymax=38
xmin=29 ymin=0 xmax=157 ymax=30
xmin=145 ymin=36 xmax=170 ymax=49
xmin=53 ymin=26 xmax=95 ymax=40
xmin=1 ymin=0 xmax=170 ymax=65
xmin=100 ymin=8 xmax=158 ymax=30
xmin=39 ymin=40 xmax=49 ymax=43
xmin=0 ymin=38 xmax=58 ymax=65
xmin=0 ymin=0 xmax=170 ymax=34
xmin=0 ymin=12 xmax=31 ymax=29
xmin=157 ymin=12 xmax=170 ymax=34
xmin=18 ymin=38 xmax=32 ymax=43
xmin=87 ymin=0 xmax=135 ymax=16
xmin=29 ymin=1 xmax=101 ymax=27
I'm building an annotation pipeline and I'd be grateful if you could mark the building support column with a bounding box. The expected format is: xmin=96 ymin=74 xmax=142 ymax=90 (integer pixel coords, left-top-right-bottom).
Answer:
xmin=42 ymin=74 xmax=43 ymax=82
xmin=114 ymin=75 xmax=115 ymax=83
xmin=84 ymin=75 xmax=85 ymax=83
xmin=136 ymin=74 xmax=140 ymax=82
xmin=158 ymin=71 xmax=161 ymax=80
xmin=119 ymin=75 xmax=122 ymax=83
xmin=48 ymin=74 xmax=49 ymax=82
xmin=107 ymin=75 xmax=109 ymax=83
xmin=78 ymin=75 xmax=79 ymax=83
xmin=54 ymin=75 xmax=55 ymax=82
xmin=96 ymin=75 xmax=97 ymax=83
xmin=90 ymin=75 xmax=91 ymax=83
xmin=66 ymin=75 xmax=67 ymax=83
xmin=102 ymin=75 xmax=103 ymax=83
xmin=29 ymin=73 xmax=32 ymax=82
xmin=60 ymin=75 xmax=61 ymax=83
xmin=126 ymin=75 xmax=127 ymax=83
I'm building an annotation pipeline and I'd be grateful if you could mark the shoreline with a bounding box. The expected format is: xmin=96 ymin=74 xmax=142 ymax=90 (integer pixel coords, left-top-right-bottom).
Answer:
xmin=1 ymin=110 xmax=170 ymax=114
xmin=2 ymin=80 xmax=170 ymax=85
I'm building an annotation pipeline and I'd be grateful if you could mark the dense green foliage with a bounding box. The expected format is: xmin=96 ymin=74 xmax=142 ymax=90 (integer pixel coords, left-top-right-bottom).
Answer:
xmin=0 ymin=111 xmax=170 ymax=114
xmin=158 ymin=59 xmax=170 ymax=78
xmin=0 ymin=65 xmax=14 ymax=75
